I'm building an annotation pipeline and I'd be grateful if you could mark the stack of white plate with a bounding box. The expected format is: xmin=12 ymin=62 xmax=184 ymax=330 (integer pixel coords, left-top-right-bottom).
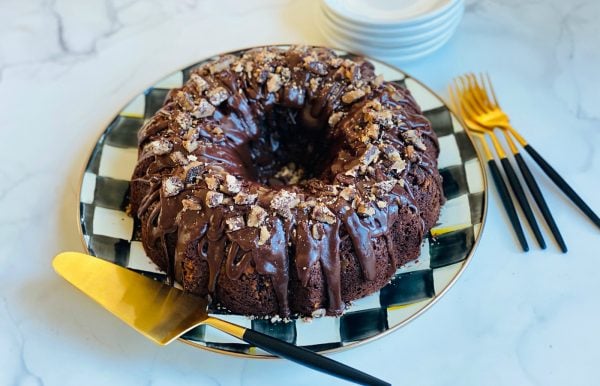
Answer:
xmin=317 ymin=0 xmax=464 ymax=63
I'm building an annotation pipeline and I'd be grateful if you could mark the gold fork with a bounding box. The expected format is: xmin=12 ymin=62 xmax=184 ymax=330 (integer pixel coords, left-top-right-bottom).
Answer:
xmin=448 ymin=85 xmax=529 ymax=251
xmin=459 ymin=73 xmax=599 ymax=234
xmin=454 ymin=75 xmax=547 ymax=251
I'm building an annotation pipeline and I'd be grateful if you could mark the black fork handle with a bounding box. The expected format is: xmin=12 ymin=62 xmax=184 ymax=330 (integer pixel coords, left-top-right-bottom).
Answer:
xmin=514 ymin=153 xmax=567 ymax=253
xmin=500 ymin=157 xmax=546 ymax=249
xmin=525 ymin=144 xmax=600 ymax=229
xmin=487 ymin=159 xmax=529 ymax=251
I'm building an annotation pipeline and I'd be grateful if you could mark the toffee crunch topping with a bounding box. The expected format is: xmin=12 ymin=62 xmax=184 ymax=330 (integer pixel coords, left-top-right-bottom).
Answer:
xmin=130 ymin=46 xmax=443 ymax=317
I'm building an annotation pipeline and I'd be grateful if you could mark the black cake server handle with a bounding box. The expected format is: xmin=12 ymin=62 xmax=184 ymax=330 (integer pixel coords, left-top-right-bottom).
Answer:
xmin=241 ymin=328 xmax=391 ymax=386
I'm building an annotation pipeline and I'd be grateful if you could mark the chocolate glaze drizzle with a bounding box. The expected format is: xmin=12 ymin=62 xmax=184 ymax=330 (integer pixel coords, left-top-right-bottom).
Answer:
xmin=131 ymin=46 xmax=442 ymax=317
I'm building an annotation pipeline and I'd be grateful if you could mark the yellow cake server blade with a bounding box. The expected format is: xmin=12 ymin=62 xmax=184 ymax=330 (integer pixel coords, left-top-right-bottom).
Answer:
xmin=52 ymin=252 xmax=390 ymax=386
xmin=53 ymin=251 xmax=218 ymax=345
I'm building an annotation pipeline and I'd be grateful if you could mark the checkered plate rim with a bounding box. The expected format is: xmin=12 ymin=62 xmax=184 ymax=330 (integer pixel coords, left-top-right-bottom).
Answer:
xmin=76 ymin=45 xmax=488 ymax=358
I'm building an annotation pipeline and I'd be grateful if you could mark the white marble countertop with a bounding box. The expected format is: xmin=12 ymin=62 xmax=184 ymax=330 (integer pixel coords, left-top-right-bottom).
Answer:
xmin=1 ymin=0 xmax=599 ymax=385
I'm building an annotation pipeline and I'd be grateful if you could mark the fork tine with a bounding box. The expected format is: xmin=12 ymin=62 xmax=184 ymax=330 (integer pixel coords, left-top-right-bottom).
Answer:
xmin=473 ymin=73 xmax=496 ymax=112
xmin=463 ymin=74 xmax=478 ymax=101
xmin=452 ymin=80 xmax=491 ymax=137
xmin=453 ymin=78 xmax=473 ymax=115
xmin=457 ymin=78 xmax=485 ymax=118
xmin=460 ymin=75 xmax=476 ymax=100
xmin=484 ymin=72 xmax=500 ymax=108
xmin=457 ymin=77 xmax=480 ymax=114
xmin=477 ymin=73 xmax=490 ymax=106
xmin=469 ymin=74 xmax=490 ymax=114
xmin=449 ymin=83 xmax=481 ymax=133
xmin=475 ymin=73 xmax=494 ymax=110
xmin=468 ymin=72 xmax=483 ymax=95
xmin=449 ymin=81 xmax=467 ymax=117
xmin=467 ymin=73 xmax=490 ymax=113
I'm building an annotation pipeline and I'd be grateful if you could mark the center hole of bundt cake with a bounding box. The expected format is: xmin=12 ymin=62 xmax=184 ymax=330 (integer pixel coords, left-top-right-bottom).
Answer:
xmin=245 ymin=110 xmax=335 ymax=187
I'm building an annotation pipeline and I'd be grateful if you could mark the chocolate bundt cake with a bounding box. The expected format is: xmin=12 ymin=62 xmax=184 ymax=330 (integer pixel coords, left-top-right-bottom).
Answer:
xmin=130 ymin=45 xmax=444 ymax=318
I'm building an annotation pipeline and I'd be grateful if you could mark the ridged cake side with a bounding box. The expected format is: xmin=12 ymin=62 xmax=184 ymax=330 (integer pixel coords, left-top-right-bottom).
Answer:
xmin=130 ymin=46 xmax=444 ymax=318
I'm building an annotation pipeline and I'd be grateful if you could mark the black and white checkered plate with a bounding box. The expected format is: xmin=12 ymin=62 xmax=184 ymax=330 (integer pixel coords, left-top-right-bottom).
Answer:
xmin=78 ymin=47 xmax=487 ymax=357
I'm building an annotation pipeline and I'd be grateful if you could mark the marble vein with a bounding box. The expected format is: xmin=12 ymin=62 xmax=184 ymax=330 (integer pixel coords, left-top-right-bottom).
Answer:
xmin=0 ymin=0 xmax=598 ymax=385
xmin=1 ymin=298 xmax=44 ymax=386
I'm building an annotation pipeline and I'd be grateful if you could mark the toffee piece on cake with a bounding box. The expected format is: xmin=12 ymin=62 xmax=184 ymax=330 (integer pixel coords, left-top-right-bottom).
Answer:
xmin=130 ymin=46 xmax=444 ymax=318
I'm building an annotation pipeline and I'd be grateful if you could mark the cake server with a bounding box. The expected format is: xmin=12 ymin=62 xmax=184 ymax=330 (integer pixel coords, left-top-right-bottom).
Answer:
xmin=52 ymin=252 xmax=390 ymax=386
